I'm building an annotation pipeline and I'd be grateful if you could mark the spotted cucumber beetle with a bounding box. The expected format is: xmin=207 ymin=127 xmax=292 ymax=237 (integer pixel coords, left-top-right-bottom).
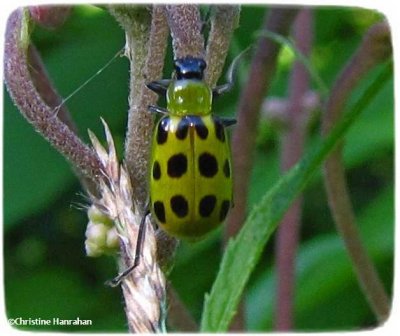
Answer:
xmin=147 ymin=56 xmax=237 ymax=239
xmin=109 ymin=51 xmax=247 ymax=286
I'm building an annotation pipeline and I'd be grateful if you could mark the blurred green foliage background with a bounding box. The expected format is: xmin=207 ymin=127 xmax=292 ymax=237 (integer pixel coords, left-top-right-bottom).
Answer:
xmin=3 ymin=5 xmax=393 ymax=332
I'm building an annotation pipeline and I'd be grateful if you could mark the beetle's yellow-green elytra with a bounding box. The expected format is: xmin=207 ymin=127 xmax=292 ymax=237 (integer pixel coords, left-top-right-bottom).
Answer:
xmin=150 ymin=114 xmax=232 ymax=239
xmin=148 ymin=56 xmax=234 ymax=240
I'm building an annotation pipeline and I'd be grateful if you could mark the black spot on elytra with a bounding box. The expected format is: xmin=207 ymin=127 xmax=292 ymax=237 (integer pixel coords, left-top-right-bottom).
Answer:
xmin=199 ymin=195 xmax=217 ymax=217
xmin=198 ymin=152 xmax=218 ymax=177
xmin=167 ymin=153 xmax=187 ymax=178
xmin=214 ymin=118 xmax=225 ymax=142
xmin=157 ymin=117 xmax=170 ymax=144
xmin=219 ymin=200 xmax=231 ymax=221
xmin=153 ymin=201 xmax=166 ymax=223
xmin=152 ymin=161 xmax=161 ymax=180
xmin=223 ymin=159 xmax=231 ymax=178
xmin=176 ymin=117 xmax=189 ymax=140
xmin=176 ymin=116 xmax=209 ymax=140
xmin=192 ymin=116 xmax=208 ymax=139
xmin=170 ymin=195 xmax=189 ymax=218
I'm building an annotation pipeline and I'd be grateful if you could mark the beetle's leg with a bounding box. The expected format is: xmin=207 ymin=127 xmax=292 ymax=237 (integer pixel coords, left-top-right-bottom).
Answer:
xmin=146 ymin=79 xmax=171 ymax=96
xmin=219 ymin=117 xmax=237 ymax=127
xmin=148 ymin=104 xmax=169 ymax=115
xmin=212 ymin=46 xmax=252 ymax=97
xmin=106 ymin=209 xmax=150 ymax=287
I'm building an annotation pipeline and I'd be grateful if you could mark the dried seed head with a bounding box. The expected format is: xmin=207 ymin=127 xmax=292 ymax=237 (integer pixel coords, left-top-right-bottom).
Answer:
xmin=89 ymin=120 xmax=167 ymax=332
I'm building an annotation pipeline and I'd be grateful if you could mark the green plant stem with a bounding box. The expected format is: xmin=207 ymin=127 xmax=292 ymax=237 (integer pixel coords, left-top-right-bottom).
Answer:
xmin=275 ymin=9 xmax=312 ymax=331
xmin=321 ymin=22 xmax=392 ymax=323
xmin=200 ymin=60 xmax=391 ymax=332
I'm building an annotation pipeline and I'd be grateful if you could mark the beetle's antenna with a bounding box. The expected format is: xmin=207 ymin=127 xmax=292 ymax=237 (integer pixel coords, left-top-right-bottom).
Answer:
xmin=53 ymin=47 xmax=125 ymax=115
xmin=212 ymin=45 xmax=253 ymax=97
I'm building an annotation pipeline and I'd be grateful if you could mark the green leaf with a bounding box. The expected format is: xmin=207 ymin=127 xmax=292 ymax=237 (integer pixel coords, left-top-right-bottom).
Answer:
xmin=3 ymin=96 xmax=75 ymax=227
xmin=200 ymin=63 xmax=392 ymax=332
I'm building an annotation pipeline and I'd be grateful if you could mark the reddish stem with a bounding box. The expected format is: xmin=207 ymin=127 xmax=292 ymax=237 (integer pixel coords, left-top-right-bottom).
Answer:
xmin=164 ymin=5 xmax=204 ymax=59
xmin=275 ymin=10 xmax=312 ymax=330
xmin=29 ymin=5 xmax=71 ymax=30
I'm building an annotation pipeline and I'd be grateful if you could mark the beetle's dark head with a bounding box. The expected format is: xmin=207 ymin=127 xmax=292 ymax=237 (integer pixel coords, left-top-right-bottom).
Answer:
xmin=174 ymin=57 xmax=206 ymax=80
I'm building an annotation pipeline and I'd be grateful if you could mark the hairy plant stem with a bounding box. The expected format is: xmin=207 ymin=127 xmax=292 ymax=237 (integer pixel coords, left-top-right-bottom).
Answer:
xmin=164 ymin=5 xmax=204 ymax=59
xmin=205 ymin=5 xmax=241 ymax=87
xmin=110 ymin=5 xmax=155 ymax=208
xmin=28 ymin=46 xmax=74 ymax=128
xmin=27 ymin=44 xmax=98 ymax=194
xmin=4 ymin=8 xmax=103 ymax=183
xmin=321 ymin=22 xmax=392 ymax=323
xmin=275 ymin=9 xmax=312 ymax=331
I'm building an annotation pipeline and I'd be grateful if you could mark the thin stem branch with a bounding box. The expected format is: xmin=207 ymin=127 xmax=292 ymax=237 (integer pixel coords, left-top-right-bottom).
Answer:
xmin=110 ymin=5 xmax=164 ymax=208
xmin=4 ymin=8 xmax=102 ymax=182
xmin=321 ymin=22 xmax=392 ymax=323
xmin=204 ymin=5 xmax=241 ymax=87
xmin=27 ymin=44 xmax=78 ymax=135
xmin=164 ymin=5 xmax=204 ymax=59
xmin=275 ymin=9 xmax=312 ymax=331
